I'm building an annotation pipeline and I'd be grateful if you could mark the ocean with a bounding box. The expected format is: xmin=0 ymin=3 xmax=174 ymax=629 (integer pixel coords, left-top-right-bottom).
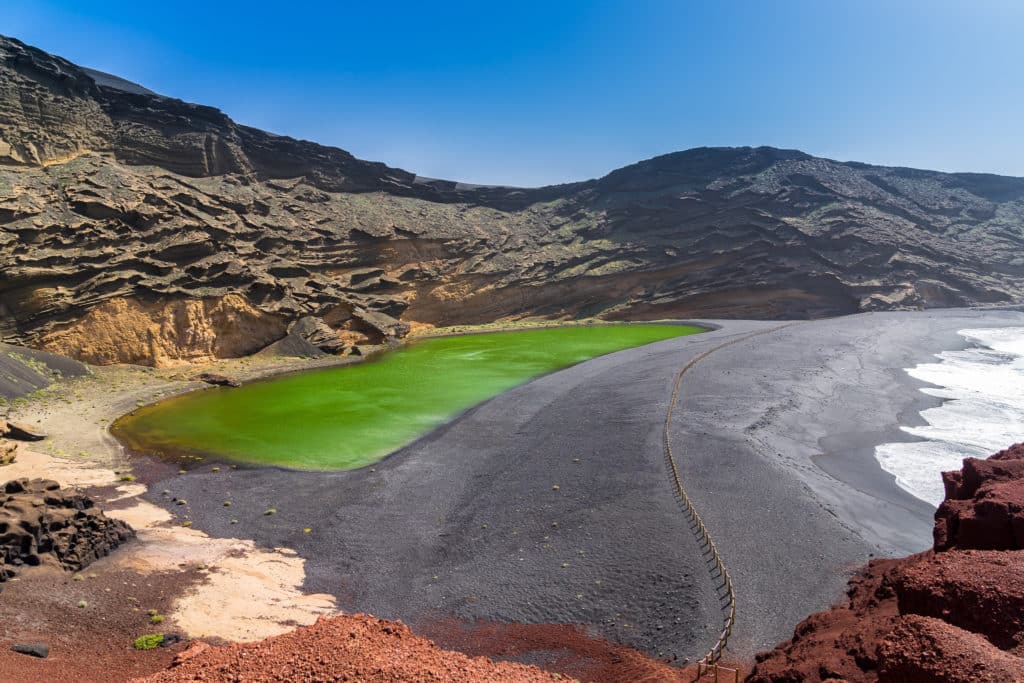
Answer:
xmin=874 ymin=327 xmax=1024 ymax=507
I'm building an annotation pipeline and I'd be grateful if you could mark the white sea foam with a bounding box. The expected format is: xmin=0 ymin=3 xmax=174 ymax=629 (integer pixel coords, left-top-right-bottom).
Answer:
xmin=874 ymin=327 xmax=1024 ymax=507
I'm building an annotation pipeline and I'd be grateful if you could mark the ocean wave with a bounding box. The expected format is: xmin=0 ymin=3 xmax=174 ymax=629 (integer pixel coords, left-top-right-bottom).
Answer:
xmin=874 ymin=327 xmax=1024 ymax=507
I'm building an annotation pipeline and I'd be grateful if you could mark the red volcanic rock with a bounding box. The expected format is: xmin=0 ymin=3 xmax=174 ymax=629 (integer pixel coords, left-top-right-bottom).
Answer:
xmin=894 ymin=549 xmax=1024 ymax=650
xmin=135 ymin=614 xmax=567 ymax=682
xmin=750 ymin=444 xmax=1024 ymax=682
xmin=747 ymin=558 xmax=908 ymax=682
xmin=877 ymin=615 xmax=1024 ymax=682
xmin=935 ymin=446 xmax=1024 ymax=551
xmin=991 ymin=443 xmax=1024 ymax=462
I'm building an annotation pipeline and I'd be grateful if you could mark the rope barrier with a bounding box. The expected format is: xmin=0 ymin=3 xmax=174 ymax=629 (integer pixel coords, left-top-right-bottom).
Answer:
xmin=662 ymin=325 xmax=793 ymax=682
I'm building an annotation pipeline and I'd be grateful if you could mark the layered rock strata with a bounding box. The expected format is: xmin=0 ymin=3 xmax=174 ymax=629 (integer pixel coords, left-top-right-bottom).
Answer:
xmin=2 ymin=35 xmax=1023 ymax=365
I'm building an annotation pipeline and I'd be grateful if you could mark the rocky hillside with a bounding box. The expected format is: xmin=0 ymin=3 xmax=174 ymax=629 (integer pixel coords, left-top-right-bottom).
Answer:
xmin=2 ymin=34 xmax=1023 ymax=365
xmin=748 ymin=443 xmax=1024 ymax=682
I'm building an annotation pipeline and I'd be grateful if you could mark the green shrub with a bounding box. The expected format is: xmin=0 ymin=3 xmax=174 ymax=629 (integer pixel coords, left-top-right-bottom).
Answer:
xmin=133 ymin=634 xmax=164 ymax=650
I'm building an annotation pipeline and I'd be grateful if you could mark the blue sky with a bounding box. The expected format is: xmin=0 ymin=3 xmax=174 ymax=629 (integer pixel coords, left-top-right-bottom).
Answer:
xmin=6 ymin=1 xmax=1024 ymax=186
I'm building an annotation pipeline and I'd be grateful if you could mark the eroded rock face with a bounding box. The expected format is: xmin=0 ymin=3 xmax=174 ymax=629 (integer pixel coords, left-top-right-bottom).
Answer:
xmin=748 ymin=445 xmax=1024 ymax=682
xmin=935 ymin=444 xmax=1024 ymax=551
xmin=39 ymin=295 xmax=287 ymax=367
xmin=2 ymin=34 xmax=1023 ymax=365
xmin=893 ymin=550 xmax=1024 ymax=651
xmin=0 ymin=478 xmax=134 ymax=582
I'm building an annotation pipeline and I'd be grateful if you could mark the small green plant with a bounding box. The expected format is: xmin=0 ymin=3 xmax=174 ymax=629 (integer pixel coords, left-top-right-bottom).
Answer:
xmin=146 ymin=608 xmax=159 ymax=616
xmin=118 ymin=474 xmax=136 ymax=482
xmin=133 ymin=634 xmax=164 ymax=650
xmin=149 ymin=614 xmax=164 ymax=625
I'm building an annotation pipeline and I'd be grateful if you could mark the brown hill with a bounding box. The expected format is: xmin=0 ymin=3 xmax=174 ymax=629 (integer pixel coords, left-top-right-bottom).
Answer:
xmin=2 ymin=34 xmax=1023 ymax=365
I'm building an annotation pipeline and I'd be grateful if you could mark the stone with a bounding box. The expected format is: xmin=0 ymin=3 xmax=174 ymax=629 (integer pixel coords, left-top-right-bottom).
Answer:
xmin=0 ymin=478 xmax=133 ymax=583
xmin=11 ymin=643 xmax=49 ymax=658
xmin=4 ymin=422 xmax=47 ymax=441
xmin=288 ymin=316 xmax=346 ymax=354
xmin=0 ymin=439 xmax=16 ymax=465
xmin=195 ymin=373 xmax=241 ymax=388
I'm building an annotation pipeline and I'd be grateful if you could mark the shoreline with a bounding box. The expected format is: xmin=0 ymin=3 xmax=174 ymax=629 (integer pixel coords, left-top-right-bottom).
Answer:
xmin=3 ymin=308 xmax=1023 ymax=674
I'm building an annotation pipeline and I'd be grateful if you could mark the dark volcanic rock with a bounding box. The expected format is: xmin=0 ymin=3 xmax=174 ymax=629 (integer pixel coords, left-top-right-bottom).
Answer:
xmin=1 ymin=33 xmax=1023 ymax=366
xmin=0 ymin=478 xmax=133 ymax=582
xmin=11 ymin=642 xmax=49 ymax=658
xmin=195 ymin=373 xmax=241 ymax=388
xmin=287 ymin=316 xmax=346 ymax=354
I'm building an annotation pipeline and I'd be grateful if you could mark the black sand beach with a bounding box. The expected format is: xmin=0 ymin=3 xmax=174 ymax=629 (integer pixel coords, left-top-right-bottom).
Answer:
xmin=143 ymin=308 xmax=1024 ymax=662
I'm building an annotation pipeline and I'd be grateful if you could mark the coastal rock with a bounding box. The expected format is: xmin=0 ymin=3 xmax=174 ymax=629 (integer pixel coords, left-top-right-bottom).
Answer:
xmin=877 ymin=615 xmax=1024 ymax=683
xmin=749 ymin=444 xmax=1024 ymax=682
xmin=0 ymin=478 xmax=134 ymax=582
xmin=935 ymin=446 xmax=1024 ymax=551
xmin=2 ymin=35 xmax=1023 ymax=366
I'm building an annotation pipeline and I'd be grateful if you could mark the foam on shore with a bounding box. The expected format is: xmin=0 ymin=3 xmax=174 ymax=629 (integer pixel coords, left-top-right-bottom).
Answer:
xmin=875 ymin=327 xmax=1024 ymax=506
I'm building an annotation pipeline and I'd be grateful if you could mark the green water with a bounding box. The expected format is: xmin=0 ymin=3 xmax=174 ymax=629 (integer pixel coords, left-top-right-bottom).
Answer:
xmin=114 ymin=324 xmax=702 ymax=470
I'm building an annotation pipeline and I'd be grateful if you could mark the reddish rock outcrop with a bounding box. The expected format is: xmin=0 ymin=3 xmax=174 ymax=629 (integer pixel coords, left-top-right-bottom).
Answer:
xmin=133 ymin=614 xmax=568 ymax=682
xmin=893 ymin=550 xmax=1024 ymax=651
xmin=935 ymin=443 xmax=1024 ymax=551
xmin=877 ymin=615 xmax=1024 ymax=682
xmin=748 ymin=444 xmax=1024 ymax=682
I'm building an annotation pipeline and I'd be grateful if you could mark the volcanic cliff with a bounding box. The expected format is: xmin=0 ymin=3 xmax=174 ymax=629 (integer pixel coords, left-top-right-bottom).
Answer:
xmin=2 ymin=34 xmax=1023 ymax=365
xmin=749 ymin=443 xmax=1024 ymax=682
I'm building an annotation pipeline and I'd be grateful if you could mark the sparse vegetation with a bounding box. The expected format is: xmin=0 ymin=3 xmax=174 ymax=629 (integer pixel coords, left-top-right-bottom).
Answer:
xmin=133 ymin=633 xmax=164 ymax=650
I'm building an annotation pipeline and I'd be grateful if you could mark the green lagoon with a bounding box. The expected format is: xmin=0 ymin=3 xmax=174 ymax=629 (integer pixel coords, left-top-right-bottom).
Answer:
xmin=114 ymin=324 xmax=702 ymax=470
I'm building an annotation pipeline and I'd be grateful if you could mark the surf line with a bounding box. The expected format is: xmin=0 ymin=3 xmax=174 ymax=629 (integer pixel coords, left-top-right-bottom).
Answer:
xmin=662 ymin=323 xmax=795 ymax=673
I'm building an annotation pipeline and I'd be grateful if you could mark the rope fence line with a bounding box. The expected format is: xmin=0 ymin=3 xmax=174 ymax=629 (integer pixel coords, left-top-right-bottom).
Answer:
xmin=661 ymin=325 xmax=793 ymax=682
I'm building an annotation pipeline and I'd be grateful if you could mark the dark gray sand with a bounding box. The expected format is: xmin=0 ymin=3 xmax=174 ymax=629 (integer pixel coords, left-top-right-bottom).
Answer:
xmin=143 ymin=308 xmax=1024 ymax=661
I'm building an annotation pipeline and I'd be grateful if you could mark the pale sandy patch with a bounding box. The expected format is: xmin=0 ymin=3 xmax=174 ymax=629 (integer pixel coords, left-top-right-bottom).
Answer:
xmin=3 ymin=436 xmax=336 ymax=644
xmin=116 ymin=526 xmax=337 ymax=641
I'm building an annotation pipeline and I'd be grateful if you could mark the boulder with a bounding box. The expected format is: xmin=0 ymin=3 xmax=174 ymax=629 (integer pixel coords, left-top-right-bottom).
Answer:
xmin=195 ymin=373 xmax=241 ymax=388
xmin=0 ymin=439 xmax=16 ymax=465
xmin=4 ymin=422 xmax=47 ymax=441
xmin=287 ymin=316 xmax=346 ymax=354
xmin=0 ymin=478 xmax=133 ymax=582
xmin=11 ymin=643 xmax=49 ymax=658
